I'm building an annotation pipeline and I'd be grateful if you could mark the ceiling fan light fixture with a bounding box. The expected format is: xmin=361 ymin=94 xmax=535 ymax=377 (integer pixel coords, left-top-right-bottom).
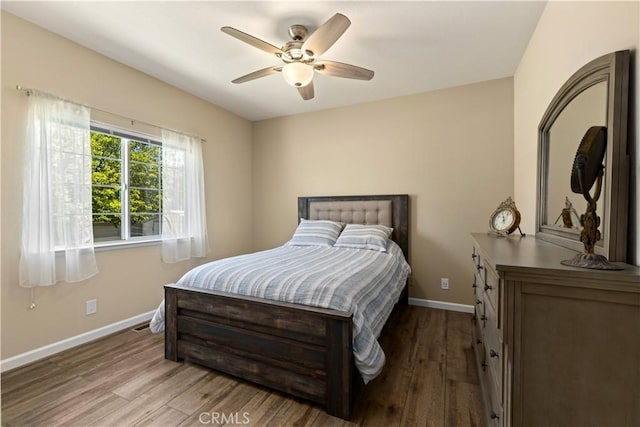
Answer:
xmin=282 ymin=62 xmax=314 ymax=87
xmin=222 ymin=13 xmax=371 ymax=100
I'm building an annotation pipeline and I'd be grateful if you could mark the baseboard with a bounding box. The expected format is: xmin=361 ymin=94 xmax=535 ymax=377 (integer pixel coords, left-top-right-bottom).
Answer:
xmin=0 ymin=310 xmax=155 ymax=373
xmin=408 ymin=297 xmax=474 ymax=313
xmin=2 ymin=301 xmax=472 ymax=372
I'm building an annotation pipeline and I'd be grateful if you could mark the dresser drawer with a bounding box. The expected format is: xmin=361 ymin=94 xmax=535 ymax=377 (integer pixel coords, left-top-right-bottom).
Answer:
xmin=486 ymin=364 xmax=504 ymax=427
xmin=474 ymin=264 xmax=484 ymax=292
xmin=482 ymin=260 xmax=500 ymax=316
xmin=483 ymin=314 xmax=503 ymax=397
xmin=479 ymin=336 xmax=503 ymax=427
xmin=472 ymin=245 xmax=483 ymax=277
xmin=471 ymin=245 xmax=481 ymax=269
xmin=472 ymin=307 xmax=484 ymax=361
xmin=482 ymin=291 xmax=498 ymax=335
xmin=472 ymin=274 xmax=482 ymax=305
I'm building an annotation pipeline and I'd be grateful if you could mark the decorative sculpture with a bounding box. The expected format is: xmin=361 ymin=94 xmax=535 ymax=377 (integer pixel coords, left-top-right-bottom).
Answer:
xmin=561 ymin=126 xmax=623 ymax=270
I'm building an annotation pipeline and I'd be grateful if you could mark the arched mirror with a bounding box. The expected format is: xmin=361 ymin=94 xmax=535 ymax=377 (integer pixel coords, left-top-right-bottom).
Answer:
xmin=536 ymin=50 xmax=630 ymax=262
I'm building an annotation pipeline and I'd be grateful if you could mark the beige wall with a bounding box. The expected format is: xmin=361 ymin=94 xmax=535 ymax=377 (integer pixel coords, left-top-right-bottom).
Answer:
xmin=252 ymin=78 xmax=514 ymax=305
xmin=0 ymin=12 xmax=254 ymax=359
xmin=514 ymin=1 xmax=639 ymax=265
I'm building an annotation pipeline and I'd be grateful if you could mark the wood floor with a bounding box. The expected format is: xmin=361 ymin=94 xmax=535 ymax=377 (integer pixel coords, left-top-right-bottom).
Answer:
xmin=1 ymin=306 xmax=483 ymax=427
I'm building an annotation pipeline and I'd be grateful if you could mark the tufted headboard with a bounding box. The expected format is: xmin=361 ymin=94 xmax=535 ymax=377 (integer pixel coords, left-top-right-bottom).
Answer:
xmin=298 ymin=194 xmax=409 ymax=260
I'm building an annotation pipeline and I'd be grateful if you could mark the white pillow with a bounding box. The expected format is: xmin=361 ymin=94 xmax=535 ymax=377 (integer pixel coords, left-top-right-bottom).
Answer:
xmin=334 ymin=224 xmax=393 ymax=252
xmin=286 ymin=219 xmax=344 ymax=247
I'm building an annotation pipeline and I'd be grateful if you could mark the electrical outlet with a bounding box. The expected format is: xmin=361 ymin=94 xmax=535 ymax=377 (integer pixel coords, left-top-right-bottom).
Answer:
xmin=86 ymin=299 xmax=97 ymax=315
xmin=440 ymin=278 xmax=449 ymax=290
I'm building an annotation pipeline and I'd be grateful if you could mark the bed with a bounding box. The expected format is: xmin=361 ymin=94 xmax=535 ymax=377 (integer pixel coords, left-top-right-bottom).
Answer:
xmin=157 ymin=194 xmax=409 ymax=419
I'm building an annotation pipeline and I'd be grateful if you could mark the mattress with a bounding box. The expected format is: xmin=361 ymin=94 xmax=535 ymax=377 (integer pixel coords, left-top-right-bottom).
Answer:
xmin=150 ymin=240 xmax=411 ymax=383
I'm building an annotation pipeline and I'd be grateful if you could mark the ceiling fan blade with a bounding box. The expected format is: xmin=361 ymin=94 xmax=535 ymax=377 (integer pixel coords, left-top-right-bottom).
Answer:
xmin=221 ymin=26 xmax=287 ymax=58
xmin=315 ymin=60 xmax=374 ymax=80
xmin=301 ymin=13 xmax=351 ymax=58
xmin=297 ymin=81 xmax=314 ymax=100
xmin=232 ymin=66 xmax=282 ymax=84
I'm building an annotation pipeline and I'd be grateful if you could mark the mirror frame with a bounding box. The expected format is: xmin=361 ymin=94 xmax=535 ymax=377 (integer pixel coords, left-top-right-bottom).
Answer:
xmin=536 ymin=50 xmax=630 ymax=262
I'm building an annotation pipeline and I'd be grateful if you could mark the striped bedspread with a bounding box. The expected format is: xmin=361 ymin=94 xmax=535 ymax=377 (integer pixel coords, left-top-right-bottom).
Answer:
xmin=150 ymin=240 xmax=411 ymax=383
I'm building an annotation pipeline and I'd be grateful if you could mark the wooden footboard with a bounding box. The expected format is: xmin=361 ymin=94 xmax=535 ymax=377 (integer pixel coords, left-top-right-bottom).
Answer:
xmin=164 ymin=283 xmax=355 ymax=419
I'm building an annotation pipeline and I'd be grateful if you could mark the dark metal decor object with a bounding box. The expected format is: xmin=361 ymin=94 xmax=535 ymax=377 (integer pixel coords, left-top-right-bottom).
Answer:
xmin=561 ymin=127 xmax=623 ymax=270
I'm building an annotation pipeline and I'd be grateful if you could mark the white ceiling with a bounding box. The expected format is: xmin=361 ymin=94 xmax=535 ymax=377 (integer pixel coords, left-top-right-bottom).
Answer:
xmin=2 ymin=1 xmax=546 ymax=122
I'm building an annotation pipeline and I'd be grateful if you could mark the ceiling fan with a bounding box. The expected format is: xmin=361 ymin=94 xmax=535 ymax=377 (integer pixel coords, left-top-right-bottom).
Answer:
xmin=221 ymin=13 xmax=374 ymax=100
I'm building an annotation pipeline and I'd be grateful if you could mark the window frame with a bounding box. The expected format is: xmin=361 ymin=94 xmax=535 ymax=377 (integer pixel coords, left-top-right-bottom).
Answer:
xmin=90 ymin=123 xmax=163 ymax=250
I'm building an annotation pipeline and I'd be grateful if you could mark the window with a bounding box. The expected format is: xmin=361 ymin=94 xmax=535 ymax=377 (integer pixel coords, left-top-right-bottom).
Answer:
xmin=91 ymin=125 xmax=162 ymax=244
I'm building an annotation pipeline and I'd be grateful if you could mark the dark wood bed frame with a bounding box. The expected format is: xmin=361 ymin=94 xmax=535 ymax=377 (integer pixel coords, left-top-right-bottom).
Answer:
xmin=164 ymin=194 xmax=409 ymax=419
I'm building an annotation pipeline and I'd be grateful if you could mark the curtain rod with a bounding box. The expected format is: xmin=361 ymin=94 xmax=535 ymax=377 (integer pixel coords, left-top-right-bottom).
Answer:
xmin=15 ymin=85 xmax=206 ymax=143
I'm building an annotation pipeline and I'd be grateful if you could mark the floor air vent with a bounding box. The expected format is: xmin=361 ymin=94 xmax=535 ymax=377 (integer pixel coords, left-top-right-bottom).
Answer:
xmin=131 ymin=323 xmax=150 ymax=332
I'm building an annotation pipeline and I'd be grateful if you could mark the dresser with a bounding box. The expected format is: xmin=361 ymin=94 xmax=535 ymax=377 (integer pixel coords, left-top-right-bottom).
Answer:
xmin=471 ymin=233 xmax=640 ymax=427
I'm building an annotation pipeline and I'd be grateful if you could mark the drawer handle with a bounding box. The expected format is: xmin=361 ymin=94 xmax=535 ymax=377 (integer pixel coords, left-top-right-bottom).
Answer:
xmin=471 ymin=253 xmax=477 ymax=259
xmin=484 ymin=284 xmax=493 ymax=291
xmin=490 ymin=349 xmax=499 ymax=358
xmin=490 ymin=411 xmax=499 ymax=420
xmin=472 ymin=282 xmax=478 ymax=289
xmin=481 ymin=315 xmax=487 ymax=321
xmin=481 ymin=361 xmax=488 ymax=371
xmin=476 ymin=264 xmax=484 ymax=271
xmin=476 ymin=339 xmax=482 ymax=345
xmin=476 ymin=299 xmax=482 ymax=305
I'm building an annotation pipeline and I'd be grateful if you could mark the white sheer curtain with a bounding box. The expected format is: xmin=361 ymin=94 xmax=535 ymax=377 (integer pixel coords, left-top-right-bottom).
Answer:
xmin=19 ymin=93 xmax=98 ymax=287
xmin=161 ymin=129 xmax=208 ymax=262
